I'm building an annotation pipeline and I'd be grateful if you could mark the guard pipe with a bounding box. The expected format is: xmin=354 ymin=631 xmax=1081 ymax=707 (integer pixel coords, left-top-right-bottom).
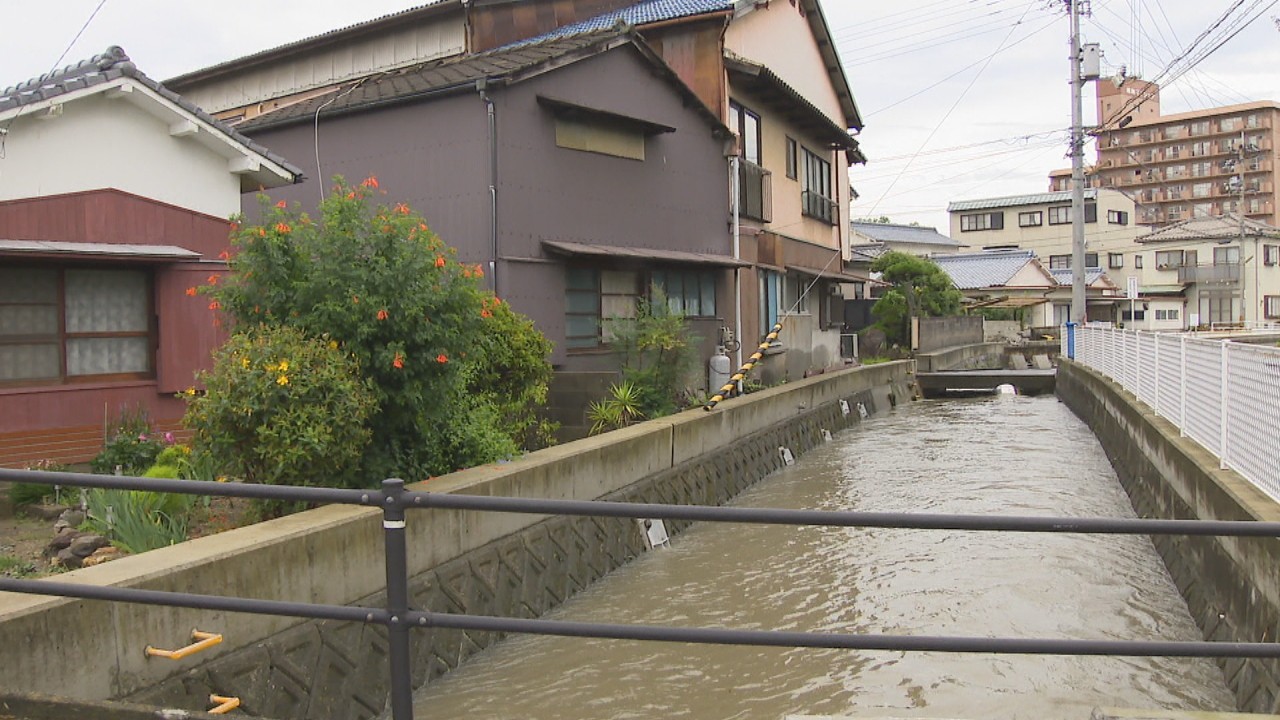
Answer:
xmin=704 ymin=321 xmax=784 ymax=410
xmin=209 ymin=695 xmax=241 ymax=714
xmin=145 ymin=629 xmax=222 ymax=660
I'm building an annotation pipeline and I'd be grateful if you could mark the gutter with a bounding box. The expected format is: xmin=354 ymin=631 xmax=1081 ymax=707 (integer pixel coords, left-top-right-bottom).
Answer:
xmin=477 ymin=78 xmax=499 ymax=295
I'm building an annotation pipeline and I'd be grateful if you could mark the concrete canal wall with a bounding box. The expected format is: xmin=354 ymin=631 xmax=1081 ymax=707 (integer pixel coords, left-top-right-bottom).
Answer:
xmin=0 ymin=362 xmax=913 ymax=719
xmin=1058 ymin=360 xmax=1280 ymax=714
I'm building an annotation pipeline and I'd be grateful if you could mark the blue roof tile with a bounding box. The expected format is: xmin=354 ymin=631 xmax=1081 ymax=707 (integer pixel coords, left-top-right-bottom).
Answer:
xmin=496 ymin=0 xmax=733 ymax=49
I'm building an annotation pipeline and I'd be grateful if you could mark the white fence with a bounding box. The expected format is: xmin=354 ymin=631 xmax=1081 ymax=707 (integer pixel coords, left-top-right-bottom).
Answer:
xmin=1067 ymin=325 xmax=1280 ymax=501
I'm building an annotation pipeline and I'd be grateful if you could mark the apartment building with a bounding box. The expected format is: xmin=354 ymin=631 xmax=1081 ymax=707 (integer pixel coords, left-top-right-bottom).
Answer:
xmin=1048 ymin=80 xmax=1280 ymax=230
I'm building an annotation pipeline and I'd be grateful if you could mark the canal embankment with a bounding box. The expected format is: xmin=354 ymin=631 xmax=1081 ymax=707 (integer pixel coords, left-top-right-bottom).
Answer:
xmin=0 ymin=362 xmax=912 ymax=718
xmin=1058 ymin=359 xmax=1280 ymax=714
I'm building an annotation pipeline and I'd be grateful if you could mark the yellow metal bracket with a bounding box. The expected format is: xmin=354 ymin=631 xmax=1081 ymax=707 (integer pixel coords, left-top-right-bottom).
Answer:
xmin=144 ymin=629 xmax=223 ymax=660
xmin=208 ymin=694 xmax=241 ymax=714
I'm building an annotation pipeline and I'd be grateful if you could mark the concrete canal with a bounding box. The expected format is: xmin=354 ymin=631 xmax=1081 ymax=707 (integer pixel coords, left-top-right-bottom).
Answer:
xmin=409 ymin=395 xmax=1236 ymax=719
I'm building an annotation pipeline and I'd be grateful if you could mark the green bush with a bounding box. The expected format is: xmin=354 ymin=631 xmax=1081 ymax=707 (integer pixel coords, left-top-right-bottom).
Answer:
xmin=605 ymin=294 xmax=699 ymax=418
xmin=91 ymin=408 xmax=165 ymax=476
xmin=184 ymin=325 xmax=377 ymax=493
xmin=83 ymin=488 xmax=193 ymax=554
xmin=587 ymin=381 xmax=645 ymax=435
xmin=200 ymin=178 xmax=553 ymax=484
xmin=465 ymin=296 xmax=558 ymax=450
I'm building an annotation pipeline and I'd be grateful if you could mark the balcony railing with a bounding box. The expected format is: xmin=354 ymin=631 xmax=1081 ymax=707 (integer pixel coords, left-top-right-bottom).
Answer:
xmin=737 ymin=159 xmax=772 ymax=223
xmin=802 ymin=190 xmax=838 ymax=225
xmin=1178 ymin=262 xmax=1241 ymax=284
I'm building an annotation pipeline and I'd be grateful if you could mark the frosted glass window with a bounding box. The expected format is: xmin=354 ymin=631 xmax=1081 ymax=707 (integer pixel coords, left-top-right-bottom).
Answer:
xmin=0 ymin=343 xmax=60 ymax=380
xmin=65 ymin=269 xmax=148 ymax=333
xmin=67 ymin=337 xmax=150 ymax=376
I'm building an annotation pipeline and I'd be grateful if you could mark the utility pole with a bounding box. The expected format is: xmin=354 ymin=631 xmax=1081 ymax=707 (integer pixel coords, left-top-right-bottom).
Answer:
xmin=1068 ymin=0 xmax=1087 ymax=323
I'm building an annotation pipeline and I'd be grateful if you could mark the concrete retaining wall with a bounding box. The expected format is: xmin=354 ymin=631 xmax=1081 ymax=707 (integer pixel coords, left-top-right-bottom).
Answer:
xmin=1057 ymin=361 xmax=1280 ymax=714
xmin=914 ymin=342 xmax=1006 ymax=372
xmin=917 ymin=316 xmax=984 ymax=352
xmin=0 ymin=362 xmax=913 ymax=719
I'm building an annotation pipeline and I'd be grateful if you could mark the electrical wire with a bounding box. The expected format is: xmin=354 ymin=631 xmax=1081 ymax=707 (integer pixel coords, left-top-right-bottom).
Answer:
xmin=862 ymin=0 xmax=1044 ymax=219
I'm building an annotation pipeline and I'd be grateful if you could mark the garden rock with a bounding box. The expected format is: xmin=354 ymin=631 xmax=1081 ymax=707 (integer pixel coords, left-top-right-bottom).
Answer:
xmin=28 ymin=504 xmax=70 ymax=521
xmin=52 ymin=509 xmax=85 ymax=534
xmin=82 ymin=546 xmax=121 ymax=567
xmin=69 ymin=534 xmax=109 ymax=558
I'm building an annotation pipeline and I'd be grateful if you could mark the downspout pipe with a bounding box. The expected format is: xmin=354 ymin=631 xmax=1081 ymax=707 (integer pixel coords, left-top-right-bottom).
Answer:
xmin=477 ymin=78 xmax=499 ymax=295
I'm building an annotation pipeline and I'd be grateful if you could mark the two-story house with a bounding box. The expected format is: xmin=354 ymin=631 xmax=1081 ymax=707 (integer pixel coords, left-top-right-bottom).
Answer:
xmin=232 ymin=29 xmax=739 ymax=438
xmin=0 ymin=47 xmax=302 ymax=467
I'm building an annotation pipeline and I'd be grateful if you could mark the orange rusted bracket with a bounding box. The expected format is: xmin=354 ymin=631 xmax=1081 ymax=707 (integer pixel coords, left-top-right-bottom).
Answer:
xmin=208 ymin=694 xmax=241 ymax=714
xmin=144 ymin=629 xmax=223 ymax=660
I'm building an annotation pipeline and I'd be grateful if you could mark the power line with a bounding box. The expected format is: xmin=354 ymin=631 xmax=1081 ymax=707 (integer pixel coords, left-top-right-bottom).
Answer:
xmin=863 ymin=0 xmax=1045 ymax=218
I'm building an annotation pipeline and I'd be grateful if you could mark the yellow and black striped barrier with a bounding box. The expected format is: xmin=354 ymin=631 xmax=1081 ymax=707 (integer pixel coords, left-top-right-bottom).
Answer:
xmin=703 ymin=322 xmax=784 ymax=411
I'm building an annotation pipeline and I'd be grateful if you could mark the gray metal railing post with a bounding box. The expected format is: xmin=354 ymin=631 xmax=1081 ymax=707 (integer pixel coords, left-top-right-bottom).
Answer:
xmin=382 ymin=478 xmax=414 ymax=720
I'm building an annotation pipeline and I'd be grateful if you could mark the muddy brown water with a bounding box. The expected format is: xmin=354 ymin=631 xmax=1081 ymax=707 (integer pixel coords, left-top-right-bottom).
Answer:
xmin=409 ymin=395 xmax=1235 ymax=720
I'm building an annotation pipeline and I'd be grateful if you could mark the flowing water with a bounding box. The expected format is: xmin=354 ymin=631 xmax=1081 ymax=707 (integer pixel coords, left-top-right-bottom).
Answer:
xmin=410 ymin=395 xmax=1236 ymax=719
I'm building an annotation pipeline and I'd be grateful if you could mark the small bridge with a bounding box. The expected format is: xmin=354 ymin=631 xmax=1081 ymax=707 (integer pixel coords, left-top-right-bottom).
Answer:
xmin=916 ymin=368 xmax=1056 ymax=397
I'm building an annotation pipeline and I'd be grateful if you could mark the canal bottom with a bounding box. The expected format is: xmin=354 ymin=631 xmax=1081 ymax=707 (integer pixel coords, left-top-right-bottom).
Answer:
xmin=408 ymin=394 xmax=1236 ymax=719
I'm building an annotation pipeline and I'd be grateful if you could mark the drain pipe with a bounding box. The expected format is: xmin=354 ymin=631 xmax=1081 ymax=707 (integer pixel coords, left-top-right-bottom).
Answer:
xmin=477 ymin=78 xmax=499 ymax=295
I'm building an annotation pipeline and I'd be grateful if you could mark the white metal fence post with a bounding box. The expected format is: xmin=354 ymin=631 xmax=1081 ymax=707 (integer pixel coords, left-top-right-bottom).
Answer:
xmin=1219 ymin=341 xmax=1229 ymax=470
xmin=1179 ymin=335 xmax=1187 ymax=436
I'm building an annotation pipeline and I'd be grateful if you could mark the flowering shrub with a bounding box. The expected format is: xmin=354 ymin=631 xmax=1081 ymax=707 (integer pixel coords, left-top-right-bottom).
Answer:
xmin=184 ymin=325 xmax=376 ymax=493
xmin=194 ymin=178 xmax=549 ymax=484
xmin=466 ymin=296 xmax=558 ymax=450
xmin=90 ymin=407 xmax=168 ymax=476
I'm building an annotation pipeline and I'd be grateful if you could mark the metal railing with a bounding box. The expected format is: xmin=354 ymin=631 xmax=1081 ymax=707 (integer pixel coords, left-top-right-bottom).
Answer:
xmin=737 ymin=159 xmax=772 ymax=223
xmin=801 ymin=190 xmax=837 ymax=225
xmin=5 ymin=467 xmax=1280 ymax=719
xmin=1178 ymin=262 xmax=1241 ymax=284
xmin=1065 ymin=324 xmax=1280 ymax=499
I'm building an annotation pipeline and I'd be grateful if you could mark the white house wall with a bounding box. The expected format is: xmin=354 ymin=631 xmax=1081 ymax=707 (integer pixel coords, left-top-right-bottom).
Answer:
xmin=724 ymin=3 xmax=845 ymax=127
xmin=178 ymin=23 xmax=466 ymax=116
xmin=948 ymin=190 xmax=1142 ymax=257
xmin=0 ymin=94 xmax=242 ymax=219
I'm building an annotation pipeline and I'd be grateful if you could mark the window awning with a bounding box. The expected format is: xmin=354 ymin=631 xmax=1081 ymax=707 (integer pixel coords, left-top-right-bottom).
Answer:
xmin=785 ymin=263 xmax=881 ymax=285
xmin=542 ymin=240 xmax=750 ymax=268
xmin=0 ymin=240 xmax=201 ymax=261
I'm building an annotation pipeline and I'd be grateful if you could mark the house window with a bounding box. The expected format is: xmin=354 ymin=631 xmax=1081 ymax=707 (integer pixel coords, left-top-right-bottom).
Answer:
xmin=1264 ymin=245 xmax=1279 ymax=266
xmin=1199 ymin=290 xmax=1236 ymax=324
xmin=1220 ymin=117 xmax=1240 ymax=132
xmin=1047 ymin=202 xmax=1095 ymax=225
xmin=554 ymin=118 xmax=646 ymax=160
xmin=960 ymin=212 xmax=1003 ymax=232
xmin=1213 ymin=246 xmax=1240 ymax=265
xmin=801 ymin=148 xmax=835 ymax=225
xmin=565 ymin=268 xmax=640 ymax=348
xmin=0 ymin=266 xmax=153 ymax=383
xmin=1192 ymin=182 xmax=1212 ymax=198
xmin=782 ymin=273 xmax=809 ymax=314
xmin=1108 ymin=253 xmax=1124 ymax=269
xmin=1155 ymin=308 xmax=1180 ymax=321
xmin=650 ymin=269 xmax=716 ymax=317
xmin=1049 ymin=254 xmax=1070 ymax=270
xmin=760 ymin=270 xmax=782 ymax=330
xmin=1107 ymin=210 xmax=1129 ymax=225
xmin=1190 ymin=121 xmax=1209 ymax=135
xmin=1121 ymin=309 xmax=1146 ymax=321
xmin=785 ymin=136 xmax=797 ymax=179
xmin=729 ymin=101 xmax=761 ymax=165
xmin=1018 ymin=211 xmax=1042 ymax=227
xmin=1155 ymin=250 xmax=1184 ymax=269
xmin=1266 ymin=296 xmax=1280 ymax=319
xmin=1135 ymin=254 xmax=1144 ymax=269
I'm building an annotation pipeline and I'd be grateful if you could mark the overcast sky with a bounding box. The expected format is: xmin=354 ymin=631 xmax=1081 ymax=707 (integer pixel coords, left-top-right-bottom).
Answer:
xmin=2 ymin=0 xmax=1277 ymax=233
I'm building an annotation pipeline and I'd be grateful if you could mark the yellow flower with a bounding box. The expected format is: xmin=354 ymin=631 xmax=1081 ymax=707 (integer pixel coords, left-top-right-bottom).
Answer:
xmin=278 ymin=360 xmax=290 ymax=372
xmin=216 ymin=475 xmax=228 ymax=483
xmin=277 ymin=375 xmax=290 ymax=386
xmin=328 ymin=340 xmax=339 ymax=350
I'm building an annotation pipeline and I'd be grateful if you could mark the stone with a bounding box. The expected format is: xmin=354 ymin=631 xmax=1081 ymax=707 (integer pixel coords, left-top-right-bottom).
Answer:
xmin=82 ymin=546 xmax=121 ymax=567
xmin=44 ymin=531 xmax=79 ymax=557
xmin=1032 ymin=354 xmax=1054 ymax=369
xmin=57 ymin=509 xmax=86 ymax=527
xmin=859 ymin=328 xmax=887 ymax=358
xmin=28 ymin=503 xmax=70 ymax=521
xmin=69 ymin=534 xmax=109 ymax=558
xmin=55 ymin=548 xmax=82 ymax=569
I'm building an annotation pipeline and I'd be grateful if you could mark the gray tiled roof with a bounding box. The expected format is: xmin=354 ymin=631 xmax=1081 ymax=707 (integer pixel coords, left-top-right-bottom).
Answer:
xmin=0 ymin=47 xmax=303 ymax=184
xmin=1136 ymin=213 xmax=1280 ymax=243
xmin=849 ymin=222 xmax=960 ymax=247
xmin=1049 ymin=268 xmax=1107 ymax=287
xmin=931 ymin=249 xmax=1038 ymax=290
xmin=948 ymin=189 xmax=1098 ymax=212
xmin=496 ymin=0 xmax=733 ymax=50
xmin=236 ymin=29 xmax=725 ymax=136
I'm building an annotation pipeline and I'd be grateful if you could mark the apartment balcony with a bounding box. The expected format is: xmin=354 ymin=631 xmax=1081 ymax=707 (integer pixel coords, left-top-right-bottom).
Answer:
xmin=1178 ymin=263 xmax=1241 ymax=284
xmin=737 ymin=159 xmax=772 ymax=223
xmin=801 ymin=190 xmax=838 ymax=225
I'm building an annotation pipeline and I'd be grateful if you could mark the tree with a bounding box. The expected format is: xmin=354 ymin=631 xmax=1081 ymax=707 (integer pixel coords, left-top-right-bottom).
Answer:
xmin=869 ymin=251 xmax=963 ymax=345
xmin=194 ymin=177 xmax=554 ymax=486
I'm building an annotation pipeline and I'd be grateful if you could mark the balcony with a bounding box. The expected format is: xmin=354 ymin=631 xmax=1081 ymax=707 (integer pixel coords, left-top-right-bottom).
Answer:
xmin=737 ymin=160 xmax=772 ymax=223
xmin=802 ymin=190 xmax=838 ymax=225
xmin=1178 ymin=262 xmax=1241 ymax=284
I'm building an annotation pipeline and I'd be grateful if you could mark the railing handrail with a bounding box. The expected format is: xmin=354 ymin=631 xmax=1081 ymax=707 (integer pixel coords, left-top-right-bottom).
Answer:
xmin=6 ymin=466 xmax=1280 ymax=719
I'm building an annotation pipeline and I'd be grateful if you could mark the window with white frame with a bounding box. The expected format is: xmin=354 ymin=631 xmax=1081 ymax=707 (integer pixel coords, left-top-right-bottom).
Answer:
xmin=1266 ymin=295 xmax=1280 ymax=319
xmin=1108 ymin=253 xmax=1124 ymax=269
xmin=801 ymin=148 xmax=835 ymax=224
xmin=1155 ymin=308 xmax=1180 ymax=321
xmin=1155 ymin=250 xmax=1184 ymax=269
xmin=960 ymin=212 xmax=1003 ymax=231
xmin=0 ymin=266 xmax=152 ymax=383
xmin=1264 ymin=245 xmax=1279 ymax=266
xmin=1107 ymin=209 xmax=1129 ymax=225
xmin=1134 ymin=254 xmax=1144 ymax=269
xmin=1018 ymin=211 xmax=1042 ymax=227
xmin=650 ymin=269 xmax=717 ymax=318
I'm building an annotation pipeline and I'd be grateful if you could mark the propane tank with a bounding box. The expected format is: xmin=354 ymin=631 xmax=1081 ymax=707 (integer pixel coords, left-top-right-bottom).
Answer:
xmin=708 ymin=346 xmax=731 ymax=391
